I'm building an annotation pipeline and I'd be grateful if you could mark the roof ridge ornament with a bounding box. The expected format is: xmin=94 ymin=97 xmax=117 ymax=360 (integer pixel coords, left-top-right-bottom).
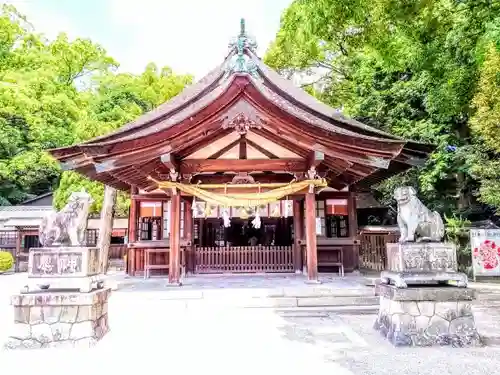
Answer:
xmin=228 ymin=18 xmax=258 ymax=53
xmin=225 ymin=18 xmax=259 ymax=79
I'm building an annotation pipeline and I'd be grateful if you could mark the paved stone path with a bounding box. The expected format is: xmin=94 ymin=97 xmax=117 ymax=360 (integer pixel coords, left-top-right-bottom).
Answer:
xmin=2 ymin=273 xmax=500 ymax=375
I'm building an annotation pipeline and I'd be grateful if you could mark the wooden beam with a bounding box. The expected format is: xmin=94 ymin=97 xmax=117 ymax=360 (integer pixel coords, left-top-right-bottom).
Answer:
xmin=246 ymin=138 xmax=278 ymax=159
xmin=131 ymin=194 xmax=169 ymax=201
xmin=176 ymin=128 xmax=233 ymax=158
xmin=160 ymin=152 xmax=179 ymax=170
xmin=94 ymin=143 xmax=172 ymax=173
xmin=179 ymin=159 xmax=306 ymax=174
xmin=208 ymin=138 xmax=240 ymax=159
xmin=252 ymin=128 xmax=309 ymax=158
xmin=239 ymin=134 xmax=247 ymax=159
xmin=308 ymin=150 xmax=325 ymax=169
xmin=191 ymin=173 xmax=294 ymax=184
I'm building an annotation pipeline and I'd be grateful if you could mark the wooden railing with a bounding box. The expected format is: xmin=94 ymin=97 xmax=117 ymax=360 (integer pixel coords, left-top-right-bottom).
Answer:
xmin=359 ymin=233 xmax=399 ymax=271
xmin=195 ymin=245 xmax=294 ymax=273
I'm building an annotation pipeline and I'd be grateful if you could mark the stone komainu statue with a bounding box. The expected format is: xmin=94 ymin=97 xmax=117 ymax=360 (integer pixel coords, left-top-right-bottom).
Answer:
xmin=39 ymin=190 xmax=94 ymax=247
xmin=394 ymin=186 xmax=445 ymax=243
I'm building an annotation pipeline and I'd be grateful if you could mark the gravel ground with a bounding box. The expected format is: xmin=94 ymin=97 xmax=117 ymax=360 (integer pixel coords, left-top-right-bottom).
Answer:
xmin=2 ymin=272 xmax=500 ymax=375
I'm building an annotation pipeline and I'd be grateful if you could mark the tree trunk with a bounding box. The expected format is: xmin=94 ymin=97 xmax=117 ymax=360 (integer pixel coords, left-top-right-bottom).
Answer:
xmin=98 ymin=185 xmax=117 ymax=274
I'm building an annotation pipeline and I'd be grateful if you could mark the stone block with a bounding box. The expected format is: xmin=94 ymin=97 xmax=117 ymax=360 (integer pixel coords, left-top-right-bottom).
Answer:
xmin=24 ymin=247 xmax=104 ymax=293
xmin=374 ymin=284 xmax=482 ymax=347
xmin=386 ymin=242 xmax=458 ymax=273
xmin=4 ymin=288 xmax=111 ymax=350
xmin=381 ymin=242 xmax=468 ymax=288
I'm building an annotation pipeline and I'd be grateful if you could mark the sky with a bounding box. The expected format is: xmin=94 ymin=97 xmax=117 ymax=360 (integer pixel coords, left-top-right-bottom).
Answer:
xmin=7 ymin=0 xmax=293 ymax=79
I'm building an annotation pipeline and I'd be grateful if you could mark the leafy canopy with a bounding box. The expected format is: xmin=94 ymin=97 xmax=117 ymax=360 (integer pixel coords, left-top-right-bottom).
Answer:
xmin=0 ymin=5 xmax=193 ymax=213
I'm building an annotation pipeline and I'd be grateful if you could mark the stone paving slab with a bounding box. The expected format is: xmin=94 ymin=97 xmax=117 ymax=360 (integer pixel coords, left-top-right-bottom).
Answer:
xmin=3 ymin=272 xmax=500 ymax=375
xmin=336 ymin=313 xmax=500 ymax=375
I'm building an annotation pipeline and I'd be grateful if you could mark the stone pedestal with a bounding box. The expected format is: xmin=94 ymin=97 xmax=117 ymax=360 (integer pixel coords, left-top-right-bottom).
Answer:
xmin=4 ymin=288 xmax=111 ymax=349
xmin=380 ymin=242 xmax=468 ymax=288
xmin=25 ymin=247 xmax=104 ymax=293
xmin=374 ymin=284 xmax=482 ymax=347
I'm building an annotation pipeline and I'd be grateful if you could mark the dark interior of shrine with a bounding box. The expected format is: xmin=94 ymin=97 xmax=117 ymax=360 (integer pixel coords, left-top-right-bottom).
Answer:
xmin=194 ymin=217 xmax=294 ymax=247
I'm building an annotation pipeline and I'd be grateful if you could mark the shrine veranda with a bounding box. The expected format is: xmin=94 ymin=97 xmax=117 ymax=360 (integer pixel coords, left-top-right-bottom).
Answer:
xmin=49 ymin=20 xmax=433 ymax=284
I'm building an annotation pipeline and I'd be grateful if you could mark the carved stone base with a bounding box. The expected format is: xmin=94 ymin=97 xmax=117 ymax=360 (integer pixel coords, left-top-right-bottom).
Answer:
xmin=26 ymin=247 xmax=103 ymax=293
xmin=23 ymin=275 xmax=105 ymax=293
xmin=383 ymin=242 xmax=467 ymax=288
xmin=380 ymin=270 xmax=468 ymax=288
xmin=4 ymin=288 xmax=111 ymax=350
xmin=374 ymin=284 xmax=482 ymax=347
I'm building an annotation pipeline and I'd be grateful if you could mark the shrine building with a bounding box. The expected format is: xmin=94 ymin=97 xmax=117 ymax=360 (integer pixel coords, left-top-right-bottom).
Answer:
xmin=49 ymin=20 xmax=433 ymax=284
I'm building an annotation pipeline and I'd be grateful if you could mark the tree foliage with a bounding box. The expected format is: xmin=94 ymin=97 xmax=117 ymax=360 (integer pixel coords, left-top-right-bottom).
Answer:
xmin=266 ymin=0 xmax=500 ymax=218
xmin=0 ymin=5 xmax=193 ymax=213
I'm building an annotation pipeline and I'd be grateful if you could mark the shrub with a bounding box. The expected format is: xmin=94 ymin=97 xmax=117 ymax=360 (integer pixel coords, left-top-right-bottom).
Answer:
xmin=0 ymin=251 xmax=14 ymax=272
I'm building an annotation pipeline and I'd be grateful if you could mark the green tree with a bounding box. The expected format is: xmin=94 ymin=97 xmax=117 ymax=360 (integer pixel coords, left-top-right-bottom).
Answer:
xmin=54 ymin=63 xmax=192 ymax=214
xmin=0 ymin=5 xmax=193 ymax=211
xmin=266 ymin=0 xmax=500 ymax=217
xmin=467 ymin=44 xmax=500 ymax=211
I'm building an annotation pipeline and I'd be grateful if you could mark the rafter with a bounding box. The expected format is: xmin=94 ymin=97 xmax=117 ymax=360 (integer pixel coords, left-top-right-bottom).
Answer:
xmin=176 ymin=128 xmax=233 ymax=158
xmin=160 ymin=153 xmax=179 ymax=170
xmin=252 ymin=128 xmax=309 ymax=158
xmin=246 ymin=138 xmax=278 ymax=159
xmin=239 ymin=134 xmax=247 ymax=159
xmin=308 ymin=150 xmax=324 ymax=169
xmin=208 ymin=137 xmax=241 ymax=159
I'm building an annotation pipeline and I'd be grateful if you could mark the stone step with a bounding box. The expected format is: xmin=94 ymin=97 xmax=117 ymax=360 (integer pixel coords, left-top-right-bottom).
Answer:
xmin=274 ymin=305 xmax=379 ymax=316
xmin=111 ymin=289 xmax=379 ymax=309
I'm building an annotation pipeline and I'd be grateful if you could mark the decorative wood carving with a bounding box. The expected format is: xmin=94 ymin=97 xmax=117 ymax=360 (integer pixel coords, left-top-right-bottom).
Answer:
xmin=169 ymin=168 xmax=179 ymax=182
xmin=231 ymin=173 xmax=255 ymax=184
xmin=222 ymin=113 xmax=262 ymax=135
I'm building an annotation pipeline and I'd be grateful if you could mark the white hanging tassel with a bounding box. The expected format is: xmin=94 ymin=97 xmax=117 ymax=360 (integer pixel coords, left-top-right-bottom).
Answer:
xmin=222 ymin=208 xmax=231 ymax=228
xmin=252 ymin=211 xmax=261 ymax=229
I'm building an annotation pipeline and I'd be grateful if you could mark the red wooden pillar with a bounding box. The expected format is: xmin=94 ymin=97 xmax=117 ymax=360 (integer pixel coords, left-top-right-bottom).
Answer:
xmin=293 ymin=199 xmax=303 ymax=273
xmin=348 ymin=191 xmax=359 ymax=270
xmin=128 ymin=186 xmax=139 ymax=243
xmin=184 ymin=198 xmax=193 ymax=274
xmin=184 ymin=199 xmax=193 ymax=242
xmin=127 ymin=186 xmax=139 ymax=276
xmin=305 ymin=191 xmax=318 ymax=282
xmin=169 ymin=193 xmax=181 ymax=284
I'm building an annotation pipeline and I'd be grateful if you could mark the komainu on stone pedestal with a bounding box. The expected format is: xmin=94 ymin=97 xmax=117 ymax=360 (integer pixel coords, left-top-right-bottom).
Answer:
xmin=380 ymin=186 xmax=468 ymax=288
xmin=4 ymin=288 xmax=111 ymax=350
xmin=24 ymin=189 xmax=104 ymax=293
xmin=374 ymin=284 xmax=482 ymax=347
